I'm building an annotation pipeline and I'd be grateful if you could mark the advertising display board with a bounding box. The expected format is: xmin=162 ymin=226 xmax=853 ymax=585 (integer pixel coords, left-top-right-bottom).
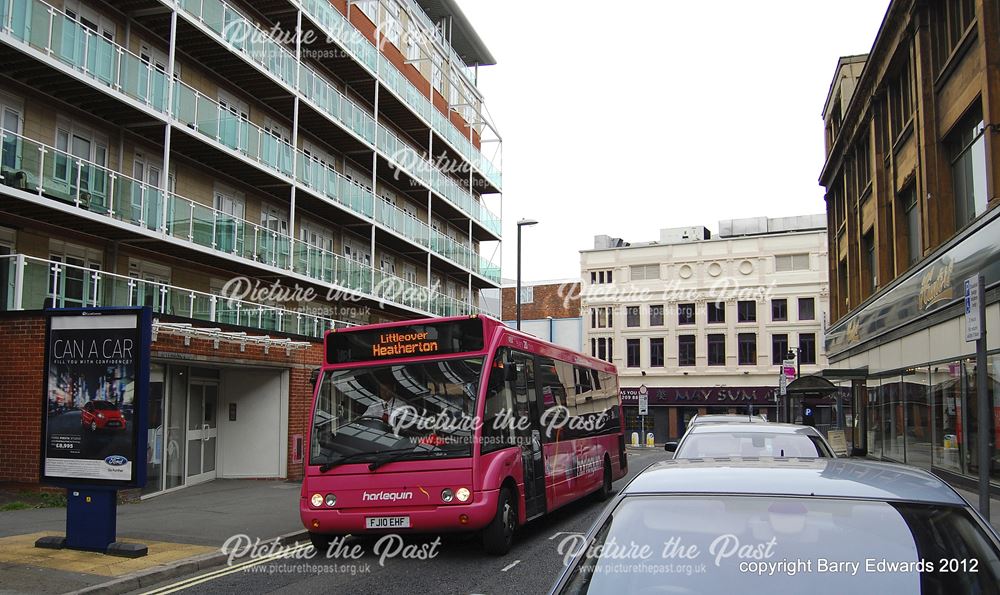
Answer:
xmin=40 ymin=308 xmax=151 ymax=489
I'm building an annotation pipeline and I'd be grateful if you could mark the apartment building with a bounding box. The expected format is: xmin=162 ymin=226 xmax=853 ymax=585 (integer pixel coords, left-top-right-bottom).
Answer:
xmin=581 ymin=216 xmax=830 ymax=442
xmin=0 ymin=0 xmax=501 ymax=494
xmin=820 ymin=0 xmax=999 ymax=486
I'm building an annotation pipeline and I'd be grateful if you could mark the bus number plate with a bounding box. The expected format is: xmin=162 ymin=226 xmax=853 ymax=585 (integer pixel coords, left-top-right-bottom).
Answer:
xmin=366 ymin=516 xmax=410 ymax=529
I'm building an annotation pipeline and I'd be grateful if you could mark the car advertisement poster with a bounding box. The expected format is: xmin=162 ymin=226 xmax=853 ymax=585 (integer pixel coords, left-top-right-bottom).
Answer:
xmin=42 ymin=309 xmax=149 ymax=487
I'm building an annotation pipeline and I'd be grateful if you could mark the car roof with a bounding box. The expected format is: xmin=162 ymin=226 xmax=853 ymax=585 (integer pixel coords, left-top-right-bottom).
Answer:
xmin=686 ymin=422 xmax=821 ymax=435
xmin=624 ymin=458 xmax=965 ymax=505
xmin=690 ymin=414 xmax=767 ymax=423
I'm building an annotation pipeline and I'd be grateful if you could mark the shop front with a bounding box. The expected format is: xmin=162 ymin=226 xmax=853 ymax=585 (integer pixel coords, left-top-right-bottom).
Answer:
xmin=826 ymin=208 xmax=1000 ymax=486
xmin=620 ymin=386 xmax=779 ymax=442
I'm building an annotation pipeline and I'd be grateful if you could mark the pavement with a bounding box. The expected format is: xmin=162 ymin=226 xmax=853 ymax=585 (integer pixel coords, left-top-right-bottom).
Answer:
xmin=0 ymin=480 xmax=306 ymax=594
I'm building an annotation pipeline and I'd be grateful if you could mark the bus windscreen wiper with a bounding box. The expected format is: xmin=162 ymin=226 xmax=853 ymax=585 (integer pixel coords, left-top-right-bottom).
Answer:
xmin=318 ymin=447 xmax=414 ymax=473
xmin=367 ymin=444 xmax=467 ymax=471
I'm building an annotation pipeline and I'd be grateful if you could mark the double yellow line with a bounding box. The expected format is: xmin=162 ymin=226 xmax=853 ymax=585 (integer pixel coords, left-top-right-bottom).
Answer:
xmin=140 ymin=541 xmax=314 ymax=594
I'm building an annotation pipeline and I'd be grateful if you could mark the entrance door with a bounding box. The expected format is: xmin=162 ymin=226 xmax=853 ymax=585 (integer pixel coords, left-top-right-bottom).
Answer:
xmin=511 ymin=351 xmax=546 ymax=519
xmin=186 ymin=382 xmax=218 ymax=484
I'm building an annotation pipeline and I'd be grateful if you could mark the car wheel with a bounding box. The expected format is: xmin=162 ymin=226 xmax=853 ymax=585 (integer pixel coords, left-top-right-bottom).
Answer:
xmin=309 ymin=532 xmax=333 ymax=554
xmin=482 ymin=487 xmax=517 ymax=555
xmin=594 ymin=459 xmax=613 ymax=502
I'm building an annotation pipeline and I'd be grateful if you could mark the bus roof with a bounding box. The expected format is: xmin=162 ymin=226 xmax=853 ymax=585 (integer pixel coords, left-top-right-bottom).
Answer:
xmin=325 ymin=315 xmax=616 ymax=373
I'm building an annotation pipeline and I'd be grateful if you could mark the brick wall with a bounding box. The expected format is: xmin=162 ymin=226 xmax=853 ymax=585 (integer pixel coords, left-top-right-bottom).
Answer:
xmin=0 ymin=316 xmax=46 ymax=483
xmin=501 ymin=282 xmax=580 ymax=321
xmin=0 ymin=311 xmax=323 ymax=485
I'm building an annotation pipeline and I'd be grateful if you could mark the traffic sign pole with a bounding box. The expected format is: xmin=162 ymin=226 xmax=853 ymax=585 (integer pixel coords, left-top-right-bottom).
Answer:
xmin=968 ymin=275 xmax=989 ymax=519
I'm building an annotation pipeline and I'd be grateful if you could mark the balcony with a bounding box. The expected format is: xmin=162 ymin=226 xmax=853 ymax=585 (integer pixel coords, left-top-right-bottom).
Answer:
xmin=0 ymin=0 xmax=170 ymax=122
xmin=0 ymin=128 xmax=488 ymax=315
xmin=0 ymin=254 xmax=348 ymax=338
xmin=296 ymin=0 xmax=502 ymax=194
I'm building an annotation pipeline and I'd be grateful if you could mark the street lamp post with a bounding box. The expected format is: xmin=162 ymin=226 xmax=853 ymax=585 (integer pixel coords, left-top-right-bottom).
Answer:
xmin=515 ymin=219 xmax=538 ymax=330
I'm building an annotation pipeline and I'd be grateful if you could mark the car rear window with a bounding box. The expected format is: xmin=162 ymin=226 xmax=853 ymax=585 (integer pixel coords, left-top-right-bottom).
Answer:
xmin=558 ymin=496 xmax=1000 ymax=594
xmin=676 ymin=432 xmax=831 ymax=458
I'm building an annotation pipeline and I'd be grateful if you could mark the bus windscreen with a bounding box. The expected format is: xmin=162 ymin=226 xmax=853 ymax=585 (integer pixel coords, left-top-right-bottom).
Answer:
xmin=326 ymin=318 xmax=485 ymax=364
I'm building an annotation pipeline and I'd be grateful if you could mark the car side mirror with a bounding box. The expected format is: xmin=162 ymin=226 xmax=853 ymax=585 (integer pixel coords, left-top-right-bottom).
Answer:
xmin=664 ymin=442 xmax=678 ymax=453
xmin=850 ymin=447 xmax=867 ymax=458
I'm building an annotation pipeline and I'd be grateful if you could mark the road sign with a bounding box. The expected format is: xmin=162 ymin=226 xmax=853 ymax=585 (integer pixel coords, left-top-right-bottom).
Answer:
xmin=965 ymin=276 xmax=982 ymax=342
xmin=782 ymin=359 xmax=797 ymax=380
xmin=779 ymin=373 xmax=787 ymax=396
xmin=638 ymin=384 xmax=648 ymax=416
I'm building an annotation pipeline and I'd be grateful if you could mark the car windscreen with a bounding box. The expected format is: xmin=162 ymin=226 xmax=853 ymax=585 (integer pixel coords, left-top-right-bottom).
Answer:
xmin=558 ymin=496 xmax=1000 ymax=594
xmin=309 ymin=358 xmax=482 ymax=465
xmin=92 ymin=402 xmax=117 ymax=410
xmin=676 ymin=432 xmax=831 ymax=458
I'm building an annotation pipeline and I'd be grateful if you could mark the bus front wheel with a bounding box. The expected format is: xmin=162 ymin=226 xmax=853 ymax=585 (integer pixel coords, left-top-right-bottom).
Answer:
xmin=482 ymin=487 xmax=517 ymax=555
xmin=594 ymin=458 xmax=613 ymax=501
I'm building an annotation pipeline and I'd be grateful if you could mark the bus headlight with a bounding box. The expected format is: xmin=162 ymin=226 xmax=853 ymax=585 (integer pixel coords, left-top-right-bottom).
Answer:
xmin=325 ymin=493 xmax=336 ymax=507
xmin=441 ymin=489 xmax=454 ymax=503
xmin=310 ymin=493 xmax=324 ymax=508
xmin=455 ymin=487 xmax=471 ymax=502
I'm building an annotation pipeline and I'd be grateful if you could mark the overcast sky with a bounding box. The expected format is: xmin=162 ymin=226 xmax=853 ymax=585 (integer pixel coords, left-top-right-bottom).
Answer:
xmin=460 ymin=0 xmax=891 ymax=283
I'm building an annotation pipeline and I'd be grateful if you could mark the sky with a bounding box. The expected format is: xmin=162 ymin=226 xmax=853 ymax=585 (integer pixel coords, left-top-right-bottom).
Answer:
xmin=459 ymin=0 xmax=891 ymax=283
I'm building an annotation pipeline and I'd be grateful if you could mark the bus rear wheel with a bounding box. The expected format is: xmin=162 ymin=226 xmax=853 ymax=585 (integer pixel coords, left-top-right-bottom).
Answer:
xmin=482 ymin=487 xmax=516 ymax=555
xmin=594 ymin=459 xmax=613 ymax=501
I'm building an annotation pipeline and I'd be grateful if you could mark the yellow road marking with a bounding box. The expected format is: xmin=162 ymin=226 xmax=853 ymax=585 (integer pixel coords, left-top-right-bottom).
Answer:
xmin=140 ymin=542 xmax=313 ymax=595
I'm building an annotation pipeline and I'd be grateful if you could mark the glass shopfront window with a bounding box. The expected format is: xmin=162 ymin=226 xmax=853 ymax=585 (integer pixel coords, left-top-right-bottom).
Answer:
xmin=142 ymin=363 xmax=165 ymax=495
xmin=964 ymin=356 xmax=1000 ymax=483
xmin=868 ymin=380 xmax=882 ymax=459
xmin=931 ymin=361 xmax=963 ymax=473
xmin=903 ymin=369 xmax=931 ymax=469
xmin=882 ymin=380 xmax=905 ymax=461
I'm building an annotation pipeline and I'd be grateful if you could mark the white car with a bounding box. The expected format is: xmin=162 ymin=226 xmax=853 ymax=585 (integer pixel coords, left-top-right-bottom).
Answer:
xmin=665 ymin=422 xmax=836 ymax=458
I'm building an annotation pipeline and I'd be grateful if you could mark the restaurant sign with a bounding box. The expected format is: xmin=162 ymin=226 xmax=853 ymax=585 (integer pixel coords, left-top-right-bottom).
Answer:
xmin=620 ymin=386 xmax=778 ymax=406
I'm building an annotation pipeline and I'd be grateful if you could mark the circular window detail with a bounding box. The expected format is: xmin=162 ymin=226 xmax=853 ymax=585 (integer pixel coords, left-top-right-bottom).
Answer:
xmin=708 ymin=262 xmax=722 ymax=277
xmin=679 ymin=265 xmax=693 ymax=279
xmin=739 ymin=260 xmax=753 ymax=275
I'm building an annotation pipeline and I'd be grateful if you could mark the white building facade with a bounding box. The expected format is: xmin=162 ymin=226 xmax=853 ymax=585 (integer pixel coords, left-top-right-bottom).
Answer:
xmin=581 ymin=216 xmax=831 ymax=441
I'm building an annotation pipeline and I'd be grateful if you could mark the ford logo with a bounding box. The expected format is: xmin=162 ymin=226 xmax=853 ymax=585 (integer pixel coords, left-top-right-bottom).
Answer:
xmin=105 ymin=455 xmax=128 ymax=466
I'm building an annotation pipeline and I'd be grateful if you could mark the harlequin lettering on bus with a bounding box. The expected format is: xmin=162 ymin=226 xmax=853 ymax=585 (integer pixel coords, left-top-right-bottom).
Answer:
xmin=372 ymin=332 xmax=439 ymax=358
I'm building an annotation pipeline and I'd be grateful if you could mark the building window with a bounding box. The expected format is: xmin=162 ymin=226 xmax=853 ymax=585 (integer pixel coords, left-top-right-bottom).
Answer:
xmin=518 ymin=286 xmax=533 ymax=304
xmin=630 ymin=264 xmax=660 ymax=281
xmin=738 ymin=333 xmax=757 ymax=366
xmin=737 ymin=300 xmax=756 ymax=323
xmin=626 ymin=339 xmax=640 ymax=368
xmin=772 ymin=334 xmax=788 ymax=365
xmin=933 ymin=0 xmax=976 ymax=73
xmin=772 ymin=299 xmax=787 ymax=321
xmin=606 ymin=338 xmax=613 ymax=363
xmin=856 ymin=137 xmax=871 ymax=194
xmin=650 ymin=338 xmax=664 ymax=367
xmin=707 ymin=302 xmax=726 ymax=324
xmin=799 ymin=333 xmax=817 ymax=365
xmin=591 ymin=338 xmax=596 ymax=358
xmin=678 ymin=335 xmax=695 ymax=367
xmin=707 ymin=334 xmax=726 ymax=366
xmin=948 ymin=105 xmax=988 ymax=229
xmin=798 ymin=297 xmax=815 ymax=321
xmin=901 ymin=186 xmax=922 ymax=265
xmin=775 ymin=253 xmax=810 ymax=272
xmin=626 ymin=306 xmax=640 ymax=327
xmin=592 ymin=307 xmax=613 ymax=329
xmin=678 ymin=303 xmax=695 ymax=325
xmin=649 ymin=304 xmax=664 ymax=326
xmin=864 ymin=231 xmax=877 ymax=294
xmin=597 ymin=337 xmax=607 ymax=361
xmin=888 ymin=58 xmax=913 ymax=139
xmin=592 ymin=269 xmax=613 ymax=285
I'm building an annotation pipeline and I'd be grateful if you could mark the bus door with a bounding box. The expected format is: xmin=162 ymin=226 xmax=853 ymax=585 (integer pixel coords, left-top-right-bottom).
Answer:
xmin=511 ymin=351 xmax=546 ymax=519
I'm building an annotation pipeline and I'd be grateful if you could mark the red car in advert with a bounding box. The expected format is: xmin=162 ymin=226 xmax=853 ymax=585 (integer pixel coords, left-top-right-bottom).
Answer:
xmin=81 ymin=401 xmax=127 ymax=431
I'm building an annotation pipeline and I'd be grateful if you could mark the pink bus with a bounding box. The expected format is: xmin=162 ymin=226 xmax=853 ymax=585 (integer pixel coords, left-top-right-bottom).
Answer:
xmin=301 ymin=315 xmax=627 ymax=554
